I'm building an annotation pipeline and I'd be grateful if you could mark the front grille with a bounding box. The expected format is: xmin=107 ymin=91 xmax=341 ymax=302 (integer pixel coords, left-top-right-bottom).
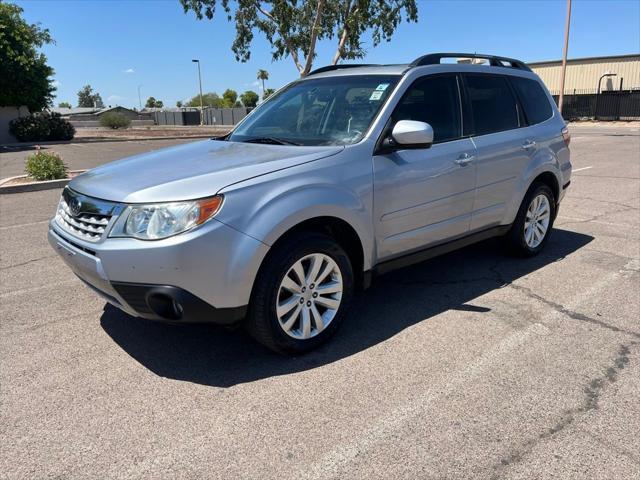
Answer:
xmin=54 ymin=188 xmax=121 ymax=243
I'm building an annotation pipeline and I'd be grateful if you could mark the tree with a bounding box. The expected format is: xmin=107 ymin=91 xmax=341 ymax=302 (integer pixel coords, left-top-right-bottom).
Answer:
xmin=222 ymin=89 xmax=238 ymax=108
xmin=180 ymin=0 xmax=418 ymax=77
xmin=145 ymin=96 xmax=164 ymax=108
xmin=186 ymin=92 xmax=222 ymax=108
xmin=0 ymin=3 xmax=55 ymax=111
xmin=240 ymin=90 xmax=259 ymax=108
xmin=58 ymin=101 xmax=72 ymax=108
xmin=257 ymin=69 xmax=269 ymax=97
xmin=263 ymin=88 xmax=275 ymax=99
xmin=77 ymin=85 xmax=104 ymax=108
xmin=176 ymin=100 xmax=183 ymax=107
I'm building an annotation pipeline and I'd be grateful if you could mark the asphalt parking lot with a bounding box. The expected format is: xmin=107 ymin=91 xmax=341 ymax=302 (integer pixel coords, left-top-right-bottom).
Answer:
xmin=1 ymin=124 xmax=639 ymax=479
xmin=0 ymin=138 xmax=195 ymax=178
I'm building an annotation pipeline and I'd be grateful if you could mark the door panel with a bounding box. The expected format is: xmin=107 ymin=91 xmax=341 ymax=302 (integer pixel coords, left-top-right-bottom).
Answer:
xmin=470 ymin=129 xmax=533 ymax=230
xmin=373 ymin=138 xmax=477 ymax=260
xmin=462 ymin=73 xmax=531 ymax=230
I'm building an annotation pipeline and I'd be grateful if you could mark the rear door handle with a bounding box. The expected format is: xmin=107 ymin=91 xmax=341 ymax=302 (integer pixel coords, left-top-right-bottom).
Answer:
xmin=454 ymin=153 xmax=475 ymax=166
xmin=522 ymin=140 xmax=536 ymax=149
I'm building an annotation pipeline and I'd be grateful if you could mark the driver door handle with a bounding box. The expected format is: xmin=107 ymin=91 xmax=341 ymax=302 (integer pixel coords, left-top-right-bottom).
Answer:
xmin=522 ymin=139 xmax=537 ymax=149
xmin=454 ymin=153 xmax=475 ymax=166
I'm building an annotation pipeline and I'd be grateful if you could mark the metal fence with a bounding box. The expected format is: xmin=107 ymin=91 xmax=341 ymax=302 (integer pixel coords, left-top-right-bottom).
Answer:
xmin=152 ymin=107 xmax=250 ymax=126
xmin=551 ymin=89 xmax=640 ymax=121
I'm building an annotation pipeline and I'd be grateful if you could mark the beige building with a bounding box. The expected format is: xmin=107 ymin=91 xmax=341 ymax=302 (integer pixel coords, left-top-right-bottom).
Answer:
xmin=529 ymin=54 xmax=640 ymax=94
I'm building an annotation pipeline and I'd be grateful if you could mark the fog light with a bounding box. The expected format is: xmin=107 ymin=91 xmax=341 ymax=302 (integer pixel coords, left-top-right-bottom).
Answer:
xmin=147 ymin=293 xmax=184 ymax=320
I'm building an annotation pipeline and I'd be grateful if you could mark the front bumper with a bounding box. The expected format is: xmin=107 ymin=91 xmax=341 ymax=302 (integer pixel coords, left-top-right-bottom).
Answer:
xmin=48 ymin=217 xmax=269 ymax=324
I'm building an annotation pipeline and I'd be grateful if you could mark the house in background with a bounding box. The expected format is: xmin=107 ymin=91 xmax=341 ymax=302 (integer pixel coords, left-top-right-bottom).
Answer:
xmin=51 ymin=106 xmax=154 ymax=127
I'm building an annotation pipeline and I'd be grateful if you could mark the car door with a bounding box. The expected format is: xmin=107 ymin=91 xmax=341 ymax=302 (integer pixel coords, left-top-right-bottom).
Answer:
xmin=373 ymin=74 xmax=478 ymax=260
xmin=461 ymin=74 xmax=533 ymax=230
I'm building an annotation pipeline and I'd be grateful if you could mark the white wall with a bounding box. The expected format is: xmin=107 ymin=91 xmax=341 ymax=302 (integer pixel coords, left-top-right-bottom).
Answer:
xmin=0 ymin=106 xmax=29 ymax=145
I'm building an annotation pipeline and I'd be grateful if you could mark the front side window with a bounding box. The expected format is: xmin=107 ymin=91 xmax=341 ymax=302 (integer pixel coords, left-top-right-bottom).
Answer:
xmin=464 ymin=74 xmax=520 ymax=136
xmin=391 ymin=75 xmax=461 ymax=143
xmin=229 ymin=75 xmax=399 ymax=146
xmin=510 ymin=77 xmax=553 ymax=125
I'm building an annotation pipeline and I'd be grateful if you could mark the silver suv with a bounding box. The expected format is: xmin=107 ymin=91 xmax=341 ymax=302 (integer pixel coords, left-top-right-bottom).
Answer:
xmin=49 ymin=53 xmax=572 ymax=353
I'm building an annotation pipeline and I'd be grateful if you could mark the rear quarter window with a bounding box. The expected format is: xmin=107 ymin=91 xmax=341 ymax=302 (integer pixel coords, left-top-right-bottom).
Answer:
xmin=464 ymin=75 xmax=520 ymax=136
xmin=510 ymin=77 xmax=553 ymax=125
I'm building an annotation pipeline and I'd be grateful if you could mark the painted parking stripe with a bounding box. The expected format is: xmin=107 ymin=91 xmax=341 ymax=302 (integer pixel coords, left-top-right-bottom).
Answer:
xmin=573 ymin=166 xmax=593 ymax=173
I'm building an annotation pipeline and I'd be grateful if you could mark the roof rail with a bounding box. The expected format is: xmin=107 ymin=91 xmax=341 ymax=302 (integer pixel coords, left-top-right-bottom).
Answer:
xmin=307 ymin=64 xmax=377 ymax=76
xmin=410 ymin=53 xmax=532 ymax=72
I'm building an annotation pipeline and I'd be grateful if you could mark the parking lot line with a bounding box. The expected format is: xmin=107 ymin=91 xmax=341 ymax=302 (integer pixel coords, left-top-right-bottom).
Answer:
xmin=572 ymin=166 xmax=593 ymax=172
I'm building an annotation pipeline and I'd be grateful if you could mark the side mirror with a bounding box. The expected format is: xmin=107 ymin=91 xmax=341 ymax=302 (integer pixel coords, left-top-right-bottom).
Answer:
xmin=391 ymin=120 xmax=434 ymax=147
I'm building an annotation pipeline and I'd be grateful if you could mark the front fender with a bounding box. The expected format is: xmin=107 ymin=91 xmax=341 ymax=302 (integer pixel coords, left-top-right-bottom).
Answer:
xmin=217 ymin=181 xmax=375 ymax=270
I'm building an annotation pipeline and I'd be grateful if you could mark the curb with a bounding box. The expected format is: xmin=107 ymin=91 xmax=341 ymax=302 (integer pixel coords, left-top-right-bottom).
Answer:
xmin=0 ymin=133 xmax=230 ymax=149
xmin=0 ymin=170 xmax=87 ymax=194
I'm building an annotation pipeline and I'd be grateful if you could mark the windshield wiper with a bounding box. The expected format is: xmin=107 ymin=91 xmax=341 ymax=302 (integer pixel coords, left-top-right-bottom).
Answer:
xmin=241 ymin=136 xmax=301 ymax=146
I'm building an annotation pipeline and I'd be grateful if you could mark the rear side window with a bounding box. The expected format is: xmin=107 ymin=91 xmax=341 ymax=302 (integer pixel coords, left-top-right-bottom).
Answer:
xmin=392 ymin=75 xmax=461 ymax=143
xmin=464 ymin=75 xmax=520 ymax=136
xmin=510 ymin=77 xmax=553 ymax=125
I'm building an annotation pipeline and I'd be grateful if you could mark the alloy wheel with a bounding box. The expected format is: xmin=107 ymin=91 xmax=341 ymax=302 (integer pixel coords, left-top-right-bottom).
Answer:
xmin=524 ymin=193 xmax=551 ymax=248
xmin=276 ymin=253 xmax=343 ymax=340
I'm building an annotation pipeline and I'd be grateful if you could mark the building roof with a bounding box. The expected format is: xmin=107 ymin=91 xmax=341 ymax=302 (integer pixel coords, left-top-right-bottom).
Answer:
xmin=51 ymin=107 xmax=100 ymax=116
xmin=528 ymin=53 xmax=640 ymax=67
xmin=96 ymin=106 xmax=137 ymax=114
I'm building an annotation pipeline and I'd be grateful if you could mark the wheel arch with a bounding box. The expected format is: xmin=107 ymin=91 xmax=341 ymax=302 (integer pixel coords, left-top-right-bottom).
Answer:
xmin=258 ymin=216 xmax=367 ymax=290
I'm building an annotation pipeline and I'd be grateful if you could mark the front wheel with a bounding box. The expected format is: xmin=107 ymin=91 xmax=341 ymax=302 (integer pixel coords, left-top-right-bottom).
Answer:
xmin=245 ymin=233 xmax=354 ymax=354
xmin=506 ymin=182 xmax=556 ymax=257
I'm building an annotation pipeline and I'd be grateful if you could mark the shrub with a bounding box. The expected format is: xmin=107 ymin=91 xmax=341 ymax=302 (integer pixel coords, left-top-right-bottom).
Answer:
xmin=100 ymin=112 xmax=131 ymax=129
xmin=24 ymin=149 xmax=68 ymax=181
xmin=9 ymin=112 xmax=75 ymax=142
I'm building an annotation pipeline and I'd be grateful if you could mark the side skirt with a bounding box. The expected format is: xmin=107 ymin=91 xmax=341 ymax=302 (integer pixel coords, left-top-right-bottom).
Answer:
xmin=363 ymin=225 xmax=511 ymax=285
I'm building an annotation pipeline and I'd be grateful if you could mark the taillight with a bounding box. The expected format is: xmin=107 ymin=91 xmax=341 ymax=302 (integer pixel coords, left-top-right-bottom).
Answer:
xmin=561 ymin=126 xmax=571 ymax=146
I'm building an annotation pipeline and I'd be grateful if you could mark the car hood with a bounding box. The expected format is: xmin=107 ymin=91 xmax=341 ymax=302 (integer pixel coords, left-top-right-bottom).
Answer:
xmin=69 ymin=140 xmax=343 ymax=203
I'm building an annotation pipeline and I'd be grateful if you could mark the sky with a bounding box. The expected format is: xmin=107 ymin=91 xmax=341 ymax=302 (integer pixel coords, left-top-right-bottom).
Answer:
xmin=14 ymin=0 xmax=640 ymax=109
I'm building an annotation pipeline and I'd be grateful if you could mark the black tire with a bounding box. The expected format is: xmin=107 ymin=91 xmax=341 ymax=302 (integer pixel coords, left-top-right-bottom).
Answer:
xmin=245 ymin=232 xmax=354 ymax=354
xmin=505 ymin=182 xmax=556 ymax=257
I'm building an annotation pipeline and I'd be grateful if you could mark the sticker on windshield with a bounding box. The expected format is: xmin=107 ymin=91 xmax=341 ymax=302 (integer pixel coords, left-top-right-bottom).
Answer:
xmin=375 ymin=83 xmax=390 ymax=91
xmin=369 ymin=90 xmax=384 ymax=101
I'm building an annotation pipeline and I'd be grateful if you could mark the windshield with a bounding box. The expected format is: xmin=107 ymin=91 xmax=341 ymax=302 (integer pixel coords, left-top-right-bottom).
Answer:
xmin=229 ymin=75 xmax=400 ymax=146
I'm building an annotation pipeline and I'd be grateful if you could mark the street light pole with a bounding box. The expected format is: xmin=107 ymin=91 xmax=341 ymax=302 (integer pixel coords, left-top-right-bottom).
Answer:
xmin=558 ymin=0 xmax=572 ymax=117
xmin=192 ymin=59 xmax=204 ymax=126
xmin=137 ymin=84 xmax=143 ymax=110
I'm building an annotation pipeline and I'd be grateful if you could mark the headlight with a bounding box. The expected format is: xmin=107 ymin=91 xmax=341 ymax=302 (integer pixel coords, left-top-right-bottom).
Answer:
xmin=118 ymin=195 xmax=223 ymax=240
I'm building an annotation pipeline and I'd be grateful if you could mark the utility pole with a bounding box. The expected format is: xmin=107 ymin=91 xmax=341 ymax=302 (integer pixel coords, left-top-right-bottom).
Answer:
xmin=558 ymin=0 xmax=572 ymax=116
xmin=192 ymin=59 xmax=204 ymax=126
xmin=137 ymin=85 xmax=143 ymax=110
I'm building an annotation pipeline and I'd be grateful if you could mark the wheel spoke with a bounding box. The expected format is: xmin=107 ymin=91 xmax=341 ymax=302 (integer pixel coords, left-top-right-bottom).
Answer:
xmin=525 ymin=225 xmax=534 ymax=246
xmin=315 ymin=281 xmax=342 ymax=295
xmin=314 ymin=261 xmax=334 ymax=285
xmin=292 ymin=261 xmax=306 ymax=286
xmin=315 ymin=295 xmax=340 ymax=310
xmin=281 ymin=274 xmax=302 ymax=294
xmin=300 ymin=308 xmax=311 ymax=338
xmin=281 ymin=304 xmax=302 ymax=332
xmin=277 ymin=295 xmax=299 ymax=318
xmin=533 ymin=225 xmax=542 ymax=243
xmin=306 ymin=255 xmax=323 ymax=284
xmin=310 ymin=303 xmax=325 ymax=332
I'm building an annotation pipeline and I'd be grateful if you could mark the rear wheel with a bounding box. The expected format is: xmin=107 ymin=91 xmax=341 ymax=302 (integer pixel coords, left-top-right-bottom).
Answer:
xmin=506 ymin=182 xmax=556 ymax=257
xmin=246 ymin=233 xmax=354 ymax=354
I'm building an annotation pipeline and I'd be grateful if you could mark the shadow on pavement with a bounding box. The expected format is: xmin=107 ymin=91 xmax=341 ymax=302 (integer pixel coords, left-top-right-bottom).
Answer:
xmin=101 ymin=228 xmax=593 ymax=387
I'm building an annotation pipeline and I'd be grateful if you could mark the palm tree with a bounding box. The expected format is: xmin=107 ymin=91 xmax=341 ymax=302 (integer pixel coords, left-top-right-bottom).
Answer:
xmin=257 ymin=69 xmax=269 ymax=99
